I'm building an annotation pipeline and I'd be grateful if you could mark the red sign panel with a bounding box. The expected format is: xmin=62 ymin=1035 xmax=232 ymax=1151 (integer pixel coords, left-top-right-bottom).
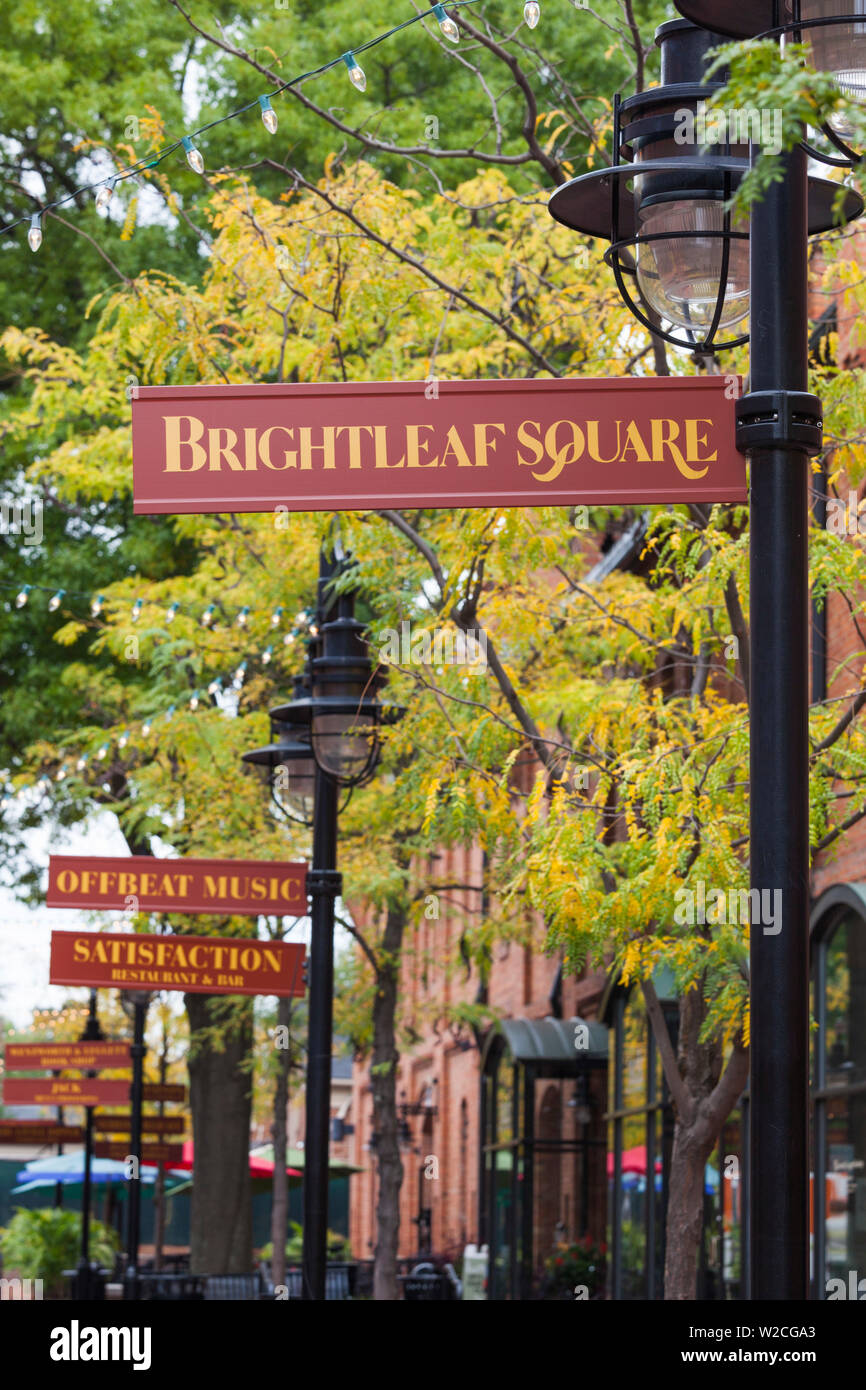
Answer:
xmin=93 ymin=1114 xmax=186 ymax=1135
xmin=93 ymin=1140 xmax=184 ymax=1164
xmin=2 ymin=1077 xmax=131 ymax=1108
xmin=4 ymin=1042 xmax=131 ymax=1072
xmin=49 ymin=930 xmax=306 ymax=998
xmin=47 ymin=855 xmax=306 ymax=916
xmin=0 ymin=1121 xmax=85 ymax=1144
xmin=131 ymin=378 xmax=745 ymax=515
xmin=142 ymin=1084 xmax=187 ymax=1103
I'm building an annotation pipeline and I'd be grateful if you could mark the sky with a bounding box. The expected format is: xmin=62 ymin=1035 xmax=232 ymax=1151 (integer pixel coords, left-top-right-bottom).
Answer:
xmin=0 ymin=811 xmax=131 ymax=1028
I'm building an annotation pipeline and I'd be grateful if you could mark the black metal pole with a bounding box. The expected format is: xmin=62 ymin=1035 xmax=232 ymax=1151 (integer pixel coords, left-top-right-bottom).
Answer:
xmin=744 ymin=143 xmax=813 ymax=1301
xmin=75 ymin=990 xmax=104 ymax=1299
xmin=125 ymin=995 xmax=147 ymax=1296
xmin=301 ymin=766 xmax=340 ymax=1301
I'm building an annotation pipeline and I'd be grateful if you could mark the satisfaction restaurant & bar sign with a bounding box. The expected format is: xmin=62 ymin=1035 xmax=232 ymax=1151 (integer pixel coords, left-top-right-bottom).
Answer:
xmin=49 ymin=930 xmax=306 ymax=998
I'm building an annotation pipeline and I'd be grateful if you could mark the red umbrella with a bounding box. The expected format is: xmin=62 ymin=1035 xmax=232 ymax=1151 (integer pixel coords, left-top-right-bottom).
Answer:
xmin=172 ymin=1141 xmax=301 ymax=1178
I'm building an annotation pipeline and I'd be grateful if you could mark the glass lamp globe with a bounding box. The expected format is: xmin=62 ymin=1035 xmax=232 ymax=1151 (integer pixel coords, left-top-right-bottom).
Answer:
xmin=790 ymin=0 xmax=866 ymax=138
xmin=635 ymin=198 xmax=750 ymax=332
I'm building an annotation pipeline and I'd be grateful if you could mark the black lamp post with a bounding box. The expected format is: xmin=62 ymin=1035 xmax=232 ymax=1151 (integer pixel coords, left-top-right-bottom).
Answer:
xmin=244 ymin=543 xmax=389 ymax=1301
xmin=119 ymin=988 xmax=151 ymax=1299
xmin=549 ymin=15 xmax=864 ymax=1300
xmin=72 ymin=990 xmax=105 ymax=1300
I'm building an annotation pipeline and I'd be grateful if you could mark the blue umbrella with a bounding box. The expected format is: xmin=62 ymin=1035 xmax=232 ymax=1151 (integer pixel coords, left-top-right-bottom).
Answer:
xmin=13 ymin=1152 xmax=185 ymax=1191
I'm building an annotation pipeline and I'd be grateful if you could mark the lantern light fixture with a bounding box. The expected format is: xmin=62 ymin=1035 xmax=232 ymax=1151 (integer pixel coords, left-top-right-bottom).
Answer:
xmin=548 ymin=18 xmax=864 ymax=353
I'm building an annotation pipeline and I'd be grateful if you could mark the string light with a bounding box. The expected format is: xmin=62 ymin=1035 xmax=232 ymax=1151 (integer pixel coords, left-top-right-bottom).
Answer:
xmin=524 ymin=0 xmax=540 ymax=28
xmin=15 ymin=586 xmax=30 ymax=608
xmin=48 ymin=589 xmax=65 ymax=612
xmin=432 ymin=4 xmax=459 ymax=41
xmin=201 ymin=604 xmax=216 ymax=627
xmin=262 ymin=645 xmax=274 ymax=664
xmin=234 ymin=661 xmax=247 ymax=688
xmin=131 ymin=598 xmax=143 ymax=621
xmin=182 ymin=136 xmax=205 ymax=175
xmin=271 ymin=606 xmax=284 ymax=627
xmin=97 ymin=742 xmax=110 ymax=760
xmin=91 ymin=594 xmax=105 ymax=617
xmin=189 ymin=692 xmax=200 ymax=711
xmin=141 ymin=718 xmax=152 ymax=736
xmin=95 ymin=177 xmax=117 ymax=211
xmin=237 ymin=606 xmax=250 ymax=627
xmin=258 ymin=96 xmax=278 ymax=134
xmin=207 ymin=677 xmax=223 ymax=697
xmin=166 ymin=601 xmax=180 ymax=623
xmin=118 ymin=730 xmax=129 ymax=749
xmin=342 ymin=52 xmax=367 ymax=92
xmin=5 ymin=2 xmax=491 ymax=253
xmin=76 ymin=755 xmax=88 ymax=771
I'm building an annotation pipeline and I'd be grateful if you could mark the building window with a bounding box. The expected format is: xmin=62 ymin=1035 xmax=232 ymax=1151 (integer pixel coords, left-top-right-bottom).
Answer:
xmin=812 ymin=897 xmax=866 ymax=1296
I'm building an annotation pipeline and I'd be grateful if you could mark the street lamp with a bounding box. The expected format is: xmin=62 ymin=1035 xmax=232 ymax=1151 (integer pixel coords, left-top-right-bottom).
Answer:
xmin=243 ymin=544 xmax=389 ymax=1301
xmin=549 ymin=14 xmax=864 ymax=1301
xmin=548 ymin=18 xmax=861 ymax=353
xmin=242 ymin=675 xmax=317 ymax=825
xmin=673 ymin=2 xmax=866 ymax=148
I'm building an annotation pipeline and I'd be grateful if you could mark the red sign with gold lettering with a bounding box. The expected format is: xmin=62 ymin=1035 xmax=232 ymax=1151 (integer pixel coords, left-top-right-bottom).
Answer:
xmin=46 ymin=854 xmax=306 ymax=916
xmin=49 ymin=930 xmax=306 ymax=998
xmin=131 ymin=377 xmax=745 ymax=515
xmin=2 ymin=1077 xmax=131 ymax=1107
xmin=4 ymin=1042 xmax=131 ymax=1072
xmin=94 ymin=1140 xmax=184 ymax=1164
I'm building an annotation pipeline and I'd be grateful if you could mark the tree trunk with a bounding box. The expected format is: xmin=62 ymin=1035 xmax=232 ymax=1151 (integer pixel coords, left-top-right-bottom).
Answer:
xmin=186 ymin=993 xmax=254 ymax=1274
xmin=371 ymin=902 xmax=406 ymax=1300
xmin=663 ymin=1122 xmax=717 ymax=1300
xmin=270 ymin=994 xmax=291 ymax=1290
xmin=644 ymin=979 xmax=749 ymax=1300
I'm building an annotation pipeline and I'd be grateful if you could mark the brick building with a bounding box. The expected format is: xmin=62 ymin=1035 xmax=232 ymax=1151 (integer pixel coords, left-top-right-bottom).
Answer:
xmin=344 ymin=237 xmax=866 ymax=1297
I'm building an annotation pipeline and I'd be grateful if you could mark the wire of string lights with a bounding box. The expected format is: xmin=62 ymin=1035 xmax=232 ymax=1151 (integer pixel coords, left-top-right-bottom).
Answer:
xmin=2 ymin=1 xmax=543 ymax=249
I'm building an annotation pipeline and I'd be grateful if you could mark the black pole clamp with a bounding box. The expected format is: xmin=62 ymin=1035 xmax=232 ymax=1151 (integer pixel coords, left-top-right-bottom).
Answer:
xmin=735 ymin=390 xmax=823 ymax=457
xmin=306 ymin=868 xmax=342 ymax=900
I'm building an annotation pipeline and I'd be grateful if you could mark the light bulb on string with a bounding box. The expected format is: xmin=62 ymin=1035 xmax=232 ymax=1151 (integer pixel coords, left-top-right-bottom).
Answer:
xmin=118 ymin=730 xmax=129 ymax=749
xmin=15 ymin=586 xmax=31 ymax=608
xmin=524 ymin=1 xmax=540 ymax=29
xmin=207 ymin=677 xmax=223 ymax=697
xmin=262 ymin=645 xmax=274 ymax=665
xmin=182 ymin=137 xmax=205 ymax=174
xmin=91 ymin=594 xmax=104 ymax=617
xmin=141 ymin=719 xmax=152 ymax=736
xmin=271 ymin=606 xmax=284 ymax=627
xmin=234 ymin=661 xmax=247 ymax=689
xmin=130 ymin=598 xmax=143 ymax=621
xmin=97 ymin=743 xmax=109 ymax=761
xmin=28 ymin=213 xmax=42 ymax=252
xmin=258 ymin=96 xmax=278 ymax=134
xmin=342 ymin=52 xmax=367 ymax=92
xmin=48 ymin=590 xmax=65 ymax=612
xmin=237 ymin=606 xmax=250 ymax=627
xmin=189 ymin=692 xmax=200 ymax=711
xmin=164 ymin=705 xmax=176 ymax=721
xmin=56 ymin=767 xmax=67 ymax=782
xmin=283 ymin=631 xmax=295 ymax=646
xmin=76 ymin=755 xmax=88 ymax=772
xmin=166 ymin=602 xmax=180 ymax=623
xmin=201 ymin=604 xmax=216 ymax=627
xmin=432 ymin=4 xmax=459 ymax=42
xmin=95 ymin=177 xmax=117 ymax=211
